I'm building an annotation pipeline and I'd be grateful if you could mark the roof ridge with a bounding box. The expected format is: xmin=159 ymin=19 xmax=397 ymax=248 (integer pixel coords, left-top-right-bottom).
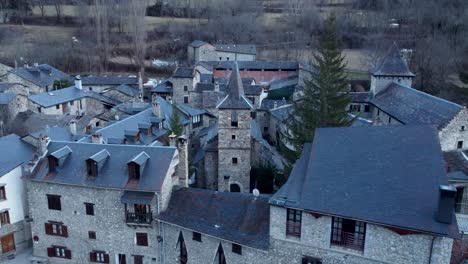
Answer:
xmin=390 ymin=82 xmax=462 ymax=109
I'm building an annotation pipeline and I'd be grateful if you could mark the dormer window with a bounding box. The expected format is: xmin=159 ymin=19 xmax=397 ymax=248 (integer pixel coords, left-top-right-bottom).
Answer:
xmin=86 ymin=149 xmax=111 ymax=177
xmin=48 ymin=156 xmax=59 ymax=172
xmin=86 ymin=159 xmax=98 ymax=177
xmin=128 ymin=152 xmax=149 ymax=181
xmin=48 ymin=146 xmax=72 ymax=172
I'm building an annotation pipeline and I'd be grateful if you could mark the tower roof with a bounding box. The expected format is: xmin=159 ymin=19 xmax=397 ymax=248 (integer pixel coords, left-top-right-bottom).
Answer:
xmin=372 ymin=43 xmax=415 ymax=77
xmin=216 ymin=62 xmax=253 ymax=110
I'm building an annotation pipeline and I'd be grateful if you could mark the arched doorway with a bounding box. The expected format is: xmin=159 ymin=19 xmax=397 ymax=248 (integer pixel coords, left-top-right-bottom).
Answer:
xmin=230 ymin=183 xmax=241 ymax=192
xmin=177 ymin=232 xmax=187 ymax=264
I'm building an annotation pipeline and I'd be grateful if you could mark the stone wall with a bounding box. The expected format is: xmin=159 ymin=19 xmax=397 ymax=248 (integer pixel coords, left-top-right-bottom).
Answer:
xmin=172 ymin=77 xmax=193 ymax=105
xmin=102 ymin=90 xmax=134 ymax=103
xmin=269 ymin=205 xmax=453 ymax=264
xmin=215 ymin=51 xmax=256 ymax=62
xmin=370 ymin=75 xmax=413 ymax=96
xmin=188 ymin=91 xmax=202 ymax=108
xmin=439 ymin=108 xmax=468 ymax=151
xmin=7 ymin=73 xmax=45 ymax=94
xmin=203 ymin=149 xmax=218 ymax=190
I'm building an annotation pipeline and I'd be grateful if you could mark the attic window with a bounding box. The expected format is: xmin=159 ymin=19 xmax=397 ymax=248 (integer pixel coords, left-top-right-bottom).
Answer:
xmin=128 ymin=152 xmax=150 ymax=181
xmin=48 ymin=146 xmax=72 ymax=171
xmin=48 ymin=156 xmax=59 ymax=172
xmin=86 ymin=159 xmax=98 ymax=177
xmin=86 ymin=149 xmax=111 ymax=177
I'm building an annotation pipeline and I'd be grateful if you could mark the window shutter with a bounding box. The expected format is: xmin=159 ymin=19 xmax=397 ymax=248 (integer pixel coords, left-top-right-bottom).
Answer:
xmin=62 ymin=225 xmax=68 ymax=237
xmin=90 ymin=252 xmax=96 ymax=262
xmin=64 ymin=249 xmax=72 ymax=259
xmin=47 ymin=247 xmax=54 ymax=257
xmin=104 ymin=254 xmax=110 ymax=263
xmin=44 ymin=223 xmax=52 ymax=235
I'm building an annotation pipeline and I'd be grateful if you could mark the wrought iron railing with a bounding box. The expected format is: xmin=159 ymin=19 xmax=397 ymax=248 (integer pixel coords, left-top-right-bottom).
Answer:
xmin=331 ymin=231 xmax=365 ymax=252
xmin=126 ymin=212 xmax=153 ymax=225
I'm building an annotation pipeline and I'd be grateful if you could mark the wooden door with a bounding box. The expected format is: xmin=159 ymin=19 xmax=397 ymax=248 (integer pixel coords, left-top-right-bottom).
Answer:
xmin=1 ymin=233 xmax=15 ymax=253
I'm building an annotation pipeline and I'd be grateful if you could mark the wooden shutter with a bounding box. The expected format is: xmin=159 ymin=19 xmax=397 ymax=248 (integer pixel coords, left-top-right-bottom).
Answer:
xmin=64 ymin=249 xmax=72 ymax=259
xmin=47 ymin=247 xmax=54 ymax=257
xmin=90 ymin=252 xmax=97 ymax=262
xmin=62 ymin=225 xmax=68 ymax=237
xmin=45 ymin=223 xmax=52 ymax=235
xmin=104 ymin=254 xmax=110 ymax=263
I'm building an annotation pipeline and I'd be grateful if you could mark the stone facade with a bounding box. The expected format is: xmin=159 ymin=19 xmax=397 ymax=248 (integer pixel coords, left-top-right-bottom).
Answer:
xmin=269 ymin=206 xmax=453 ymax=264
xmin=171 ymin=77 xmax=193 ymax=105
xmin=217 ymin=109 xmax=252 ymax=193
xmin=439 ymin=108 xmax=468 ymax=151
xmin=370 ymin=75 xmax=413 ymax=96
xmin=6 ymin=73 xmax=45 ymax=95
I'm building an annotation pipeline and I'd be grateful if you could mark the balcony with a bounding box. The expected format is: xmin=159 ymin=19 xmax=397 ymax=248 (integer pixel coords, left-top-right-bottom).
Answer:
xmin=126 ymin=212 xmax=153 ymax=225
xmin=330 ymin=231 xmax=365 ymax=252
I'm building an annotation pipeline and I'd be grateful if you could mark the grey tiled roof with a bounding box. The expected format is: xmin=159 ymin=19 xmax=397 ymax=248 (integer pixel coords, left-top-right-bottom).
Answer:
xmin=9 ymin=110 xmax=74 ymax=137
xmin=9 ymin=64 xmax=70 ymax=87
xmin=217 ymin=63 xmax=254 ymax=110
xmin=215 ymin=44 xmax=256 ymax=55
xmin=244 ymin=85 xmax=263 ymax=96
xmin=0 ymin=93 xmax=16 ymax=104
xmin=29 ymin=127 xmax=73 ymax=142
xmin=0 ymin=83 xmax=18 ymax=92
xmin=0 ymin=134 xmax=35 ymax=176
xmin=81 ymin=76 xmax=138 ymax=86
xmin=151 ymin=79 xmax=173 ymax=93
xmin=30 ymin=141 xmax=177 ymax=192
xmin=371 ymin=83 xmax=462 ymax=129
xmin=28 ymin=86 xmax=121 ymax=108
xmin=204 ymin=61 xmax=299 ymax=70
xmin=444 ymin=151 xmax=468 ymax=180
xmin=350 ymin=92 xmax=372 ymax=103
xmin=188 ymin=40 xmax=208 ymax=48
xmin=158 ymin=188 xmax=269 ymax=250
xmin=271 ymin=125 xmax=459 ymax=238
xmin=114 ymin=84 xmax=139 ymax=97
xmin=173 ymin=67 xmax=194 ymax=78
xmin=270 ymin=104 xmax=293 ymax=121
xmin=260 ymin=99 xmax=288 ymax=110
xmin=372 ymin=43 xmax=415 ymax=77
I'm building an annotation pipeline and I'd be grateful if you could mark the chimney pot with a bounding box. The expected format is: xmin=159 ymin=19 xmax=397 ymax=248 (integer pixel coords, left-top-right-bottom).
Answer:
xmin=152 ymin=100 xmax=161 ymax=117
xmin=436 ymin=185 xmax=457 ymax=224
xmin=75 ymin=75 xmax=82 ymax=90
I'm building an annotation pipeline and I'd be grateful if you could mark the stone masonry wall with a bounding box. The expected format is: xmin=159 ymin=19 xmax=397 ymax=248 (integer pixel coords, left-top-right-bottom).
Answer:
xmin=172 ymin=78 xmax=193 ymax=105
xmin=439 ymin=108 xmax=468 ymax=151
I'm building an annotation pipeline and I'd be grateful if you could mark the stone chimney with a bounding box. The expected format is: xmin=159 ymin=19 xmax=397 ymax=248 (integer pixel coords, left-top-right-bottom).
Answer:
xmin=152 ymin=100 xmax=161 ymax=117
xmin=38 ymin=134 xmax=50 ymax=156
xmin=75 ymin=75 xmax=82 ymax=90
xmin=176 ymin=135 xmax=189 ymax=187
xmin=169 ymin=133 xmax=177 ymax=147
xmin=273 ymin=101 xmax=278 ymax=109
xmin=33 ymin=62 xmax=39 ymax=67
xmin=214 ymin=81 xmax=220 ymax=92
xmin=69 ymin=120 xmax=77 ymax=136
xmin=91 ymin=133 xmax=104 ymax=144
xmin=436 ymin=185 xmax=457 ymax=224
xmin=138 ymin=72 xmax=144 ymax=102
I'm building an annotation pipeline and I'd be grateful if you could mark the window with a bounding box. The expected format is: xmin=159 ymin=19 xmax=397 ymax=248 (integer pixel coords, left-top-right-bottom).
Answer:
xmin=330 ymin=217 xmax=366 ymax=252
xmin=85 ymin=203 xmax=94 ymax=216
xmin=458 ymin=141 xmax=464 ymax=149
xmin=136 ymin=232 xmax=148 ymax=246
xmin=231 ymin=111 xmax=238 ymax=127
xmin=90 ymin=251 xmax=109 ymax=263
xmin=183 ymin=85 xmax=188 ymax=91
xmin=184 ymin=96 xmax=189 ymax=104
xmin=86 ymin=159 xmax=98 ymax=177
xmin=47 ymin=246 xmax=71 ymax=259
xmin=70 ymin=101 xmax=74 ymax=106
xmin=302 ymin=256 xmax=322 ymax=264
xmin=227 ymin=57 xmax=230 ymax=61
xmin=133 ymin=255 xmax=143 ymax=264
xmin=95 ymin=121 xmax=100 ymax=127
xmin=0 ymin=211 xmax=10 ymax=226
xmin=232 ymin=157 xmax=238 ymax=165
xmin=56 ymin=105 xmax=60 ymax=110
xmin=286 ymin=208 xmax=301 ymax=238
xmin=219 ymin=57 xmax=222 ymax=61
xmin=80 ymin=100 xmax=83 ymax=110
xmin=232 ymin=135 xmax=236 ymax=140
xmin=462 ymin=126 xmax=466 ymax=131
xmin=364 ymin=105 xmax=370 ymax=112
xmin=88 ymin=231 xmax=96 ymax=239
xmin=47 ymin=194 xmax=61 ymax=211
xmin=388 ymin=117 xmax=391 ymax=123
xmin=118 ymin=254 xmax=126 ymax=264
xmin=192 ymin=232 xmax=202 ymax=242
xmin=350 ymin=104 xmax=361 ymax=112
xmin=250 ymin=112 xmax=256 ymax=119
xmin=45 ymin=222 xmax=68 ymax=237
xmin=38 ymin=107 xmax=41 ymax=113
xmin=128 ymin=162 xmax=140 ymax=180
xmin=0 ymin=186 xmax=6 ymax=200
xmin=377 ymin=109 xmax=380 ymax=116
xmin=232 ymin=243 xmax=242 ymax=255
xmin=264 ymin=127 xmax=268 ymax=132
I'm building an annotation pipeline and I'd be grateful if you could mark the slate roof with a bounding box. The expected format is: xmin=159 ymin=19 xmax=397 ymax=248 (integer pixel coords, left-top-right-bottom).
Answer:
xmin=350 ymin=92 xmax=372 ymax=103
xmin=217 ymin=62 xmax=254 ymax=110
xmin=151 ymin=79 xmax=173 ymax=93
xmin=173 ymin=67 xmax=194 ymax=78
xmin=215 ymin=44 xmax=256 ymax=55
xmin=29 ymin=127 xmax=73 ymax=142
xmin=260 ymin=98 xmax=288 ymax=110
xmin=158 ymin=188 xmax=269 ymax=250
xmin=0 ymin=83 xmax=17 ymax=92
xmin=114 ymin=84 xmax=139 ymax=97
xmin=205 ymin=61 xmax=298 ymax=71
xmin=177 ymin=103 xmax=212 ymax=117
xmin=0 ymin=93 xmax=16 ymax=104
xmin=81 ymin=76 xmax=138 ymax=86
xmin=188 ymin=40 xmax=209 ymax=48
xmin=30 ymin=142 xmax=176 ymax=192
xmin=372 ymin=43 xmax=415 ymax=77
xmin=29 ymin=86 xmax=120 ymax=108
xmin=270 ymin=104 xmax=293 ymax=121
xmin=9 ymin=110 xmax=74 ymax=137
xmin=244 ymin=85 xmax=263 ymax=96
xmin=0 ymin=134 xmax=35 ymax=176
xmin=371 ymin=83 xmax=462 ymax=129
xmin=8 ymin=64 xmax=70 ymax=87
xmin=270 ymin=125 xmax=459 ymax=238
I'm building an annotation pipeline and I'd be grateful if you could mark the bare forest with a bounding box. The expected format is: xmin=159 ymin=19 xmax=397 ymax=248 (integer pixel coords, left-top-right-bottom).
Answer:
xmin=0 ymin=0 xmax=467 ymax=99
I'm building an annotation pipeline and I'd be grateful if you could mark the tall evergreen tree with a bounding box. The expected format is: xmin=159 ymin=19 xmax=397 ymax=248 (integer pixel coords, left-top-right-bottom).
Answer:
xmin=290 ymin=16 xmax=351 ymax=154
xmin=170 ymin=104 xmax=184 ymax=136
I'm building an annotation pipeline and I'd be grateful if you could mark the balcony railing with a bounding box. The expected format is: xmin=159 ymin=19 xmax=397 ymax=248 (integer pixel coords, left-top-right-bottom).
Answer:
xmin=126 ymin=212 xmax=153 ymax=225
xmin=331 ymin=231 xmax=365 ymax=252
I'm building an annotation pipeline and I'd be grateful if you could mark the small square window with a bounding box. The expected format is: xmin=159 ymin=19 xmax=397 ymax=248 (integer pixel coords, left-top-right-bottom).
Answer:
xmin=47 ymin=194 xmax=61 ymax=211
xmin=89 ymin=231 xmax=96 ymax=239
xmin=55 ymin=105 xmax=60 ymax=110
xmin=232 ymin=157 xmax=238 ymax=165
xmin=232 ymin=243 xmax=242 ymax=255
xmin=85 ymin=203 xmax=94 ymax=216
xmin=364 ymin=105 xmax=370 ymax=112
xmin=264 ymin=127 xmax=268 ymax=132
xmin=183 ymin=86 xmax=188 ymax=91
xmin=70 ymin=101 xmax=74 ymax=106
xmin=136 ymin=232 xmax=148 ymax=246
xmin=134 ymin=255 xmax=143 ymax=264
xmin=458 ymin=141 xmax=464 ymax=149
xmin=462 ymin=126 xmax=465 ymax=131
xmin=232 ymin=135 xmax=236 ymax=140
xmin=184 ymin=96 xmax=189 ymax=104
xmin=192 ymin=232 xmax=202 ymax=242
xmin=0 ymin=186 xmax=6 ymax=200
xmin=219 ymin=57 xmax=222 ymax=61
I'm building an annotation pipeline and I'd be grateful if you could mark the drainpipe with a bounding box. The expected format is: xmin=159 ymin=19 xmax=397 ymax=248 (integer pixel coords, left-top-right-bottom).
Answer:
xmin=428 ymin=236 xmax=436 ymax=264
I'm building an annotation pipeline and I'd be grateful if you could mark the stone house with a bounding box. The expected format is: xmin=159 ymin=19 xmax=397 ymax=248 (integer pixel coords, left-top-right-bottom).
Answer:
xmin=81 ymin=76 xmax=138 ymax=94
xmin=0 ymin=134 xmax=36 ymax=260
xmin=25 ymin=140 xmax=187 ymax=264
xmin=187 ymin=41 xmax=256 ymax=64
xmin=28 ymin=77 xmax=120 ymax=116
xmin=269 ymin=125 xmax=458 ymax=264
xmin=6 ymin=64 xmax=70 ymax=94
xmin=348 ymin=43 xmax=468 ymax=152
xmin=170 ymin=67 xmax=194 ymax=105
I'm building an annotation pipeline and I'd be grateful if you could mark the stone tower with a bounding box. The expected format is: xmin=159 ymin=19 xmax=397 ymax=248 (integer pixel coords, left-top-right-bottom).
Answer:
xmin=370 ymin=42 xmax=415 ymax=96
xmin=216 ymin=62 xmax=253 ymax=193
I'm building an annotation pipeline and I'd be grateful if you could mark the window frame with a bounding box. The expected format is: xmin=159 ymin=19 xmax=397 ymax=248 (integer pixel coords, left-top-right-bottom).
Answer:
xmin=135 ymin=232 xmax=149 ymax=246
xmin=0 ymin=186 xmax=6 ymax=200
xmin=88 ymin=231 xmax=96 ymax=240
xmin=85 ymin=203 xmax=95 ymax=216
xmin=232 ymin=157 xmax=238 ymax=165
xmin=183 ymin=96 xmax=189 ymax=104
xmin=47 ymin=194 xmax=62 ymax=211
xmin=330 ymin=216 xmax=366 ymax=252
xmin=302 ymin=255 xmax=322 ymax=264
xmin=458 ymin=141 xmax=464 ymax=149
xmin=232 ymin=243 xmax=242 ymax=255
xmin=133 ymin=255 xmax=144 ymax=264
xmin=0 ymin=210 xmax=10 ymax=226
xmin=286 ymin=208 xmax=302 ymax=238
xmin=192 ymin=231 xmax=202 ymax=242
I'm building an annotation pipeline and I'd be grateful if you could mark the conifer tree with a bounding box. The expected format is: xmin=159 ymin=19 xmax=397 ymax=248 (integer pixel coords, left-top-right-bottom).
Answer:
xmin=170 ymin=105 xmax=184 ymax=136
xmin=290 ymin=16 xmax=351 ymax=154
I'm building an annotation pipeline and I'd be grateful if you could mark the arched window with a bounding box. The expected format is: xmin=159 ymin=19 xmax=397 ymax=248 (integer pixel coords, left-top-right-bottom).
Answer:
xmin=230 ymin=184 xmax=241 ymax=193
xmin=177 ymin=232 xmax=187 ymax=264
xmin=214 ymin=243 xmax=226 ymax=264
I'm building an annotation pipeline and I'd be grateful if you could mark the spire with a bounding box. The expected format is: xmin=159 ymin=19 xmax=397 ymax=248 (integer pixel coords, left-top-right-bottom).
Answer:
xmin=216 ymin=62 xmax=253 ymax=109
xmin=372 ymin=42 xmax=415 ymax=77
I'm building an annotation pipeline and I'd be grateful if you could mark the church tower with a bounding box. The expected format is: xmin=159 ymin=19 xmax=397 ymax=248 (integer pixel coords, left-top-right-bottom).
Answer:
xmin=216 ymin=62 xmax=254 ymax=193
xmin=370 ymin=43 xmax=415 ymax=96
